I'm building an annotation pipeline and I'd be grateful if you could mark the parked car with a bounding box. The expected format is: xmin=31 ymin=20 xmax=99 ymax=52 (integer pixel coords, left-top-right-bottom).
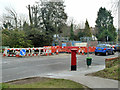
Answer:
xmin=95 ymin=44 xmax=114 ymax=56
xmin=114 ymin=44 xmax=120 ymax=52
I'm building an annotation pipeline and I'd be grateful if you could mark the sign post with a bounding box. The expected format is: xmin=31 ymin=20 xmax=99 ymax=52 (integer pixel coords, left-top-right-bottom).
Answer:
xmin=62 ymin=43 xmax=66 ymax=48
xmin=80 ymin=37 xmax=93 ymax=67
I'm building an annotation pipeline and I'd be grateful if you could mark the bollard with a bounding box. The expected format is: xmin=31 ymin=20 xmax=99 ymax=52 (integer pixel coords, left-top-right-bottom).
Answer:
xmin=71 ymin=48 xmax=77 ymax=71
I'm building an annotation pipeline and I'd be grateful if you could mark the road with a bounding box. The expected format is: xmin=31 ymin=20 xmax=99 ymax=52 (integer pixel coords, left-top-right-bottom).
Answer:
xmin=1 ymin=52 xmax=119 ymax=82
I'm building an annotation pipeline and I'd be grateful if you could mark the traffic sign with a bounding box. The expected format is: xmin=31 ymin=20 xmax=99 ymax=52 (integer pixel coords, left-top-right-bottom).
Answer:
xmin=62 ymin=43 xmax=66 ymax=48
xmin=62 ymin=43 xmax=66 ymax=47
xmin=20 ymin=49 xmax=26 ymax=56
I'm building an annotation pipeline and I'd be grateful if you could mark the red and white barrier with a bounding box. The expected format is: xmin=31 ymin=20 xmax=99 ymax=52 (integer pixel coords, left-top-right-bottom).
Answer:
xmin=56 ymin=49 xmax=59 ymax=55
xmin=44 ymin=46 xmax=53 ymax=56
xmin=2 ymin=46 xmax=96 ymax=57
xmin=82 ymin=50 xmax=84 ymax=55
xmin=3 ymin=47 xmax=44 ymax=57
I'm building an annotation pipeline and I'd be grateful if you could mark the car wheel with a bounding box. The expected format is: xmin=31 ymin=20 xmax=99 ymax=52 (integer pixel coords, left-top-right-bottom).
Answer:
xmin=105 ymin=52 xmax=108 ymax=56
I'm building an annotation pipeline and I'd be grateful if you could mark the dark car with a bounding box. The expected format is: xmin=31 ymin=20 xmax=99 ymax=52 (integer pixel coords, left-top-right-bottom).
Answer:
xmin=114 ymin=44 xmax=120 ymax=52
xmin=95 ymin=44 xmax=114 ymax=56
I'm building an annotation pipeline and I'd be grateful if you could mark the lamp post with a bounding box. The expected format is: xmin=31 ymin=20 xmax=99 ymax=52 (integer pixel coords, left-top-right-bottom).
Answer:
xmin=87 ymin=37 xmax=89 ymax=57
xmin=80 ymin=37 xmax=93 ymax=67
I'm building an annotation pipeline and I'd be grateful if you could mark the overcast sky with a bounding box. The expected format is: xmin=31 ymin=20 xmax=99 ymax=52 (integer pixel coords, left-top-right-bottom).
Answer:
xmin=0 ymin=0 xmax=118 ymax=28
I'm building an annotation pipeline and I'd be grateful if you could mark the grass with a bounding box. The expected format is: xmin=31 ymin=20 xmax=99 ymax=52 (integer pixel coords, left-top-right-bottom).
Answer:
xmin=0 ymin=78 xmax=89 ymax=89
xmin=86 ymin=65 xmax=119 ymax=80
xmin=86 ymin=57 xmax=120 ymax=81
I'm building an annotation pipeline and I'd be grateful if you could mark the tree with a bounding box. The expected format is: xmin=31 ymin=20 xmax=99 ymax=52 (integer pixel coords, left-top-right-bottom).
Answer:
xmin=95 ymin=7 xmax=117 ymax=41
xmin=118 ymin=0 xmax=120 ymax=41
xmin=77 ymin=29 xmax=85 ymax=39
xmin=27 ymin=4 xmax=39 ymax=27
xmin=23 ymin=21 xmax=31 ymax=34
xmin=70 ymin=23 xmax=74 ymax=40
xmin=61 ymin=24 xmax=70 ymax=37
xmin=84 ymin=19 xmax=92 ymax=37
xmin=39 ymin=0 xmax=67 ymax=34
xmin=5 ymin=8 xmax=18 ymax=29
xmin=3 ymin=22 xmax=13 ymax=30
xmin=26 ymin=0 xmax=68 ymax=46
xmin=77 ymin=19 xmax=91 ymax=40
xmin=27 ymin=5 xmax=33 ymax=25
xmin=26 ymin=28 xmax=51 ymax=47
xmin=1 ymin=7 xmax=27 ymax=30
xmin=2 ymin=0 xmax=68 ymax=48
xmin=2 ymin=29 xmax=32 ymax=48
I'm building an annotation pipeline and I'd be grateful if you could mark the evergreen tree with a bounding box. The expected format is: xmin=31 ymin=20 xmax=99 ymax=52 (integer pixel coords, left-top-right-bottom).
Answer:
xmin=84 ymin=19 xmax=92 ymax=37
xmin=70 ymin=23 xmax=74 ymax=40
xmin=2 ymin=29 xmax=32 ymax=48
xmin=95 ymin=7 xmax=117 ymax=41
xmin=77 ymin=29 xmax=85 ymax=39
xmin=39 ymin=1 xmax=67 ymax=34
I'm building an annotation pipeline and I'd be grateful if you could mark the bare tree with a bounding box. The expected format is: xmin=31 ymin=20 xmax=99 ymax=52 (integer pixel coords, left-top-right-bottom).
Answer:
xmin=5 ymin=7 xmax=18 ymax=29
xmin=118 ymin=0 xmax=120 ymax=41
xmin=109 ymin=0 xmax=120 ymax=42
xmin=0 ymin=7 xmax=29 ymax=30
xmin=26 ymin=5 xmax=33 ymax=25
xmin=118 ymin=0 xmax=120 ymax=28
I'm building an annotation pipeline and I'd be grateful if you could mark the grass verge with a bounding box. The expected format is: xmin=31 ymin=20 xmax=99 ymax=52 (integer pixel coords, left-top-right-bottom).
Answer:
xmin=86 ymin=65 xmax=119 ymax=80
xmin=86 ymin=57 xmax=120 ymax=81
xmin=0 ymin=77 xmax=90 ymax=89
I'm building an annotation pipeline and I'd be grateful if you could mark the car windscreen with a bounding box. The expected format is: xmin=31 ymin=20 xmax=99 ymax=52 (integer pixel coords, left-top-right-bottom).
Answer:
xmin=97 ymin=44 xmax=106 ymax=48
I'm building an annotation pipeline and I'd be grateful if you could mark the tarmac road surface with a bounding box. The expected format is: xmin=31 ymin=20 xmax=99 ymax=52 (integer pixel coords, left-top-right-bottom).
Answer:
xmin=1 ymin=52 xmax=119 ymax=82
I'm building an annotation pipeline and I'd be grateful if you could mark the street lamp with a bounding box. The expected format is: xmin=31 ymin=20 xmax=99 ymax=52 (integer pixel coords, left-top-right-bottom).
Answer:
xmin=80 ymin=37 xmax=93 ymax=67
xmin=80 ymin=37 xmax=92 ymax=57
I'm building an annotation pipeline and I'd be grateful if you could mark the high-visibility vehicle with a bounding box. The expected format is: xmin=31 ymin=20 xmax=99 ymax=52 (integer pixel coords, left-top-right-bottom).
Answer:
xmin=95 ymin=44 xmax=114 ymax=56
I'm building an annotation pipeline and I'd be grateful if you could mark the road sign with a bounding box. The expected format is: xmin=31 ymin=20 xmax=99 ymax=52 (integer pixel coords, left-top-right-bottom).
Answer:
xmin=62 ymin=43 xmax=66 ymax=48
xmin=20 ymin=49 xmax=26 ymax=56
xmin=62 ymin=43 xmax=66 ymax=47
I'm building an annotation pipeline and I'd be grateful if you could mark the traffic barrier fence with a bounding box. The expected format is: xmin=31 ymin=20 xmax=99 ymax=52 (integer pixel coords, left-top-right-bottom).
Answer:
xmin=3 ymin=48 xmax=44 ymax=57
xmin=2 ymin=46 xmax=96 ymax=57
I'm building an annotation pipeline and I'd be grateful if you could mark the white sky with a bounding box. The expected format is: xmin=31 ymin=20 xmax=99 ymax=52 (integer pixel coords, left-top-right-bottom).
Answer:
xmin=0 ymin=0 xmax=118 ymax=28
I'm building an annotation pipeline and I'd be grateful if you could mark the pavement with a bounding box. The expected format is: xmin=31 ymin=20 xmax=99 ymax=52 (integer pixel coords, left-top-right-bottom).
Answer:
xmin=40 ymin=65 xmax=119 ymax=89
